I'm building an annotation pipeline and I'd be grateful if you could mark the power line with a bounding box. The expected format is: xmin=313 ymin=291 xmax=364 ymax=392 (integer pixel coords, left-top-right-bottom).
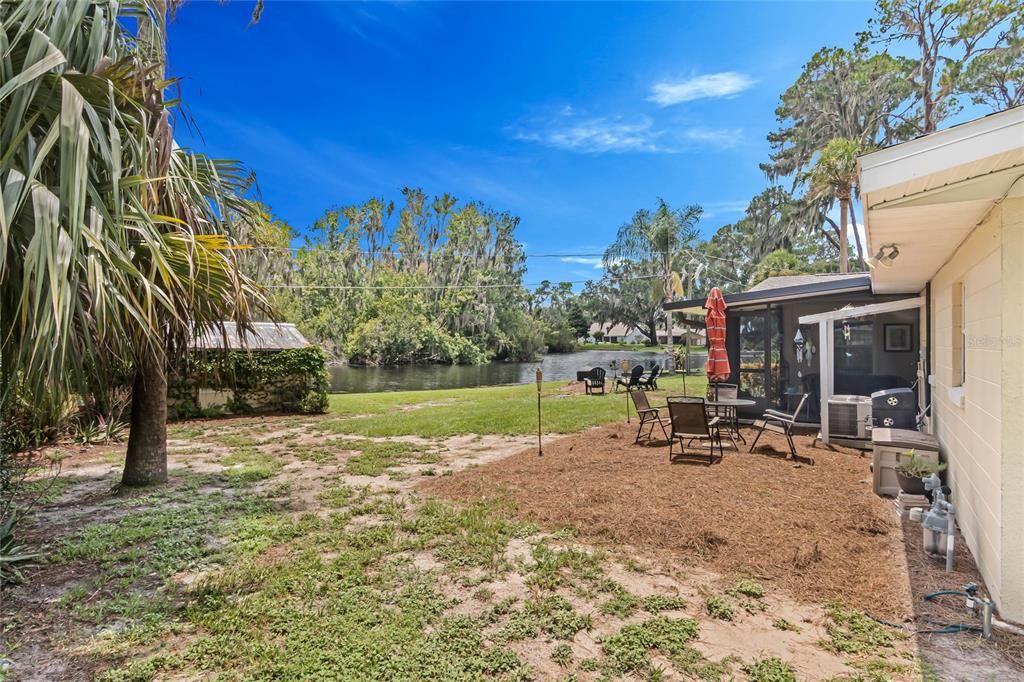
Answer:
xmin=263 ymin=275 xmax=662 ymax=291
xmin=244 ymin=244 xmax=745 ymax=265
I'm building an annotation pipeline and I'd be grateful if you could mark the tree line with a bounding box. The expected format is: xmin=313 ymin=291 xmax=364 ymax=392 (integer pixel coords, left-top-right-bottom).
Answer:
xmin=576 ymin=0 xmax=1023 ymax=346
xmin=244 ymin=191 xmax=591 ymax=367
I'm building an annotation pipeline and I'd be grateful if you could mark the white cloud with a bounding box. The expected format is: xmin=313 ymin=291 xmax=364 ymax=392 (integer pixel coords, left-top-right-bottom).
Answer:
xmin=511 ymin=114 xmax=669 ymax=154
xmin=560 ymin=256 xmax=613 ymax=270
xmin=682 ymin=127 xmax=743 ymax=148
xmin=701 ymin=200 xmax=749 ymax=220
xmin=648 ymin=72 xmax=755 ymax=107
xmin=509 ymin=109 xmax=742 ymax=155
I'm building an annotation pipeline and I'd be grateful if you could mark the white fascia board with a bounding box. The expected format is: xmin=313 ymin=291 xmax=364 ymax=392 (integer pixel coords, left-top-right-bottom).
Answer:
xmin=859 ymin=106 xmax=1024 ymax=196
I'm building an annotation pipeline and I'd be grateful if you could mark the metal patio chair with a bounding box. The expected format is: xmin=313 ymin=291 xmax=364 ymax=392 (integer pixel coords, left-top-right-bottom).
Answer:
xmin=630 ymin=389 xmax=669 ymax=443
xmin=667 ymin=397 xmax=723 ymax=464
xmin=748 ymin=393 xmax=810 ymax=458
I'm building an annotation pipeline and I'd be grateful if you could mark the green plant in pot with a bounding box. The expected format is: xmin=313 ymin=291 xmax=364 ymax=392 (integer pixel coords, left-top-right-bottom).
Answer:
xmin=895 ymin=450 xmax=947 ymax=496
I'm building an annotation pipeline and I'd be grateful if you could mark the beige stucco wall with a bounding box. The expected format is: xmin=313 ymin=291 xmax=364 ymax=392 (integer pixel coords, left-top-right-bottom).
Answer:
xmin=929 ymin=204 xmax=1004 ymax=607
xmin=999 ymin=197 xmax=1024 ymax=620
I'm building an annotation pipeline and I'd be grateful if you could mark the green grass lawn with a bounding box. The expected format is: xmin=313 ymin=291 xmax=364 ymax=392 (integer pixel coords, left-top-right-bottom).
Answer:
xmin=324 ymin=374 xmax=709 ymax=438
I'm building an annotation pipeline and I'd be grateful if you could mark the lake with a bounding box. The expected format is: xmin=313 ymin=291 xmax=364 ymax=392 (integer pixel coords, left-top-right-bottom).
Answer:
xmin=328 ymin=349 xmax=709 ymax=393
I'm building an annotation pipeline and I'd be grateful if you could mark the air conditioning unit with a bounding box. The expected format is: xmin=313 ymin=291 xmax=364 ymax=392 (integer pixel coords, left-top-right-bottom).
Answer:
xmin=828 ymin=395 xmax=872 ymax=439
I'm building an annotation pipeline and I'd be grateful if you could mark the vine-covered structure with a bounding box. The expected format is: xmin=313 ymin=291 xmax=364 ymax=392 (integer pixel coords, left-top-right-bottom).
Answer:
xmin=169 ymin=323 xmax=329 ymax=418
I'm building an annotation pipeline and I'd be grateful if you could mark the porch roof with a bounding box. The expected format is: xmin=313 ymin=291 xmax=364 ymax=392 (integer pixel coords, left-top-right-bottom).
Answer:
xmin=663 ymin=273 xmax=871 ymax=315
xmin=859 ymin=105 xmax=1024 ymax=294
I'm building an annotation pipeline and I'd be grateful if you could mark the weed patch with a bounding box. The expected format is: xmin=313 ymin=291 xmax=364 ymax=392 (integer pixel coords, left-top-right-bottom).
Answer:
xmin=702 ymin=591 xmax=734 ymax=621
xmin=743 ymin=656 xmax=797 ymax=682
xmin=601 ymin=616 xmax=699 ymax=673
xmin=821 ymin=603 xmax=897 ymax=655
xmin=343 ymin=440 xmax=437 ymax=476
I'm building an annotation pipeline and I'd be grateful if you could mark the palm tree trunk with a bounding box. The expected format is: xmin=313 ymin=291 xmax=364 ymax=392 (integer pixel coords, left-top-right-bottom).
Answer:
xmin=838 ymin=198 xmax=849 ymax=274
xmin=120 ymin=0 xmax=170 ymax=488
xmin=122 ymin=347 xmax=168 ymax=486
xmin=848 ymin=200 xmax=865 ymax=271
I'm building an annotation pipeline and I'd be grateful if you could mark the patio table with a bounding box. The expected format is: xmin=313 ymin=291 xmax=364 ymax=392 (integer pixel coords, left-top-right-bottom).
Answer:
xmin=705 ymin=398 xmax=756 ymax=449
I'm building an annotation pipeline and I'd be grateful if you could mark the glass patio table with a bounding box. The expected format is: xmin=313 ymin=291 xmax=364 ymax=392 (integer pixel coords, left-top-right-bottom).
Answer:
xmin=705 ymin=397 xmax=756 ymax=448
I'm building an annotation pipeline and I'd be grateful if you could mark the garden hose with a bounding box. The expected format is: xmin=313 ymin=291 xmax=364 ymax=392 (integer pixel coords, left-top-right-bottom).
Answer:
xmin=918 ymin=590 xmax=985 ymax=635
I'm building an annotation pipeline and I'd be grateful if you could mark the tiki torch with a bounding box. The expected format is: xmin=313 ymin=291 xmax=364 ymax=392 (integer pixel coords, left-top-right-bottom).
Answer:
xmin=535 ymin=367 xmax=543 ymax=456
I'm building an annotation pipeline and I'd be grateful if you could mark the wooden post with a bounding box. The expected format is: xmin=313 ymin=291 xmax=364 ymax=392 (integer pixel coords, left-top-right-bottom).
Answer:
xmin=535 ymin=368 xmax=543 ymax=456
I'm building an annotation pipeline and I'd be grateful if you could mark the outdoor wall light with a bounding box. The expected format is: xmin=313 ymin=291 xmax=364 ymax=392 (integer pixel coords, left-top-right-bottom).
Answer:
xmin=867 ymin=243 xmax=900 ymax=268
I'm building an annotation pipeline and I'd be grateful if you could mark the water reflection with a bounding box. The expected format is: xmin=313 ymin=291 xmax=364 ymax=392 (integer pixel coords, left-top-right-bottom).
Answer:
xmin=328 ymin=349 xmax=706 ymax=393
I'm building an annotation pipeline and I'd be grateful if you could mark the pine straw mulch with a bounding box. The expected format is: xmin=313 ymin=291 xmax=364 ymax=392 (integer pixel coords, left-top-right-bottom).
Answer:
xmin=424 ymin=421 xmax=913 ymax=619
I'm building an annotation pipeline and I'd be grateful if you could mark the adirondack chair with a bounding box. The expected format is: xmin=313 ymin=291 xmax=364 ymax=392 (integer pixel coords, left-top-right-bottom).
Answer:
xmin=637 ymin=364 xmax=661 ymax=390
xmin=584 ymin=367 xmax=606 ymax=395
xmin=615 ymin=364 xmax=644 ymax=393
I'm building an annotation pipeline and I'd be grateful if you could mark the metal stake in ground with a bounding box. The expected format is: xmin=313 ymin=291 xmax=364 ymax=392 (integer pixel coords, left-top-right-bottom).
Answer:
xmin=535 ymin=367 xmax=543 ymax=456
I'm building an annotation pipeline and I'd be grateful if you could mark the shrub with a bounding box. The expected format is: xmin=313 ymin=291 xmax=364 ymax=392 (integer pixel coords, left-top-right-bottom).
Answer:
xmin=345 ymin=314 xmax=489 ymax=366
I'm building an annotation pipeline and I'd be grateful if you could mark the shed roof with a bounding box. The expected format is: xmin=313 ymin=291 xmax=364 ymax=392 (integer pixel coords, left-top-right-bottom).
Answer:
xmin=194 ymin=322 xmax=310 ymax=351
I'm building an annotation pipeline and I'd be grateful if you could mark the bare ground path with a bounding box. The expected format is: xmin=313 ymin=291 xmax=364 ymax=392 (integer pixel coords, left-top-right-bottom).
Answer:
xmin=2 ymin=409 xmax=1020 ymax=680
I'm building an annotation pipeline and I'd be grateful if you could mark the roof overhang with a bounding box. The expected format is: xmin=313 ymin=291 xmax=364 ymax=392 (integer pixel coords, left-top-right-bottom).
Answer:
xmin=860 ymin=106 xmax=1024 ymax=294
xmin=664 ymin=275 xmax=872 ymax=314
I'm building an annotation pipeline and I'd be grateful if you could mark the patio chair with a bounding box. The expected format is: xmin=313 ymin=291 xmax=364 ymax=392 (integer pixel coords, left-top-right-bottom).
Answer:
xmin=667 ymin=397 xmax=723 ymax=464
xmin=630 ymin=389 xmax=669 ymax=443
xmin=637 ymin=364 xmax=661 ymax=390
xmin=748 ymin=393 xmax=810 ymax=459
xmin=615 ymin=364 xmax=644 ymax=393
xmin=584 ymin=367 xmax=607 ymax=395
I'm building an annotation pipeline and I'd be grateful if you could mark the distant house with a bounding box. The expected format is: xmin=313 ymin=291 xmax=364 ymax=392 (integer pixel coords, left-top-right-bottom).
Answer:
xmin=587 ymin=323 xmax=646 ymax=344
xmin=586 ymin=322 xmax=705 ymax=346
xmin=858 ymin=106 xmax=1024 ymax=622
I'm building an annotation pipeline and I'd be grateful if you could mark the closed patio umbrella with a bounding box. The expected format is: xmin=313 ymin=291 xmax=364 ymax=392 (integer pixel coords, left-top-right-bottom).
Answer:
xmin=705 ymin=287 xmax=731 ymax=383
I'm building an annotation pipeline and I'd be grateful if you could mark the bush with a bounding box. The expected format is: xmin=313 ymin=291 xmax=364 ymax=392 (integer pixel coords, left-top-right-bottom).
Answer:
xmin=344 ymin=314 xmax=489 ymax=366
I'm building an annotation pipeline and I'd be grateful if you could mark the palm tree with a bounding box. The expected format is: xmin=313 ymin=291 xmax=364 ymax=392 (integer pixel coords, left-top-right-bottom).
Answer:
xmin=1 ymin=1 xmax=269 ymax=485
xmin=805 ymin=138 xmax=864 ymax=273
xmin=604 ymin=199 xmax=702 ymax=359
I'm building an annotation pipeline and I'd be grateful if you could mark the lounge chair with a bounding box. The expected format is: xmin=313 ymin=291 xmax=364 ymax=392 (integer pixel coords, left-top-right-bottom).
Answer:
xmin=637 ymin=364 xmax=661 ymax=390
xmin=615 ymin=364 xmax=644 ymax=393
xmin=584 ymin=367 xmax=606 ymax=395
xmin=748 ymin=393 xmax=809 ymax=458
xmin=667 ymin=397 xmax=723 ymax=464
xmin=629 ymin=389 xmax=669 ymax=443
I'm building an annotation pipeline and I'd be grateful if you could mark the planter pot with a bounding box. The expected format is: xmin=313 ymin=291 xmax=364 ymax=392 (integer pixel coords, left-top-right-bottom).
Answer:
xmin=896 ymin=471 xmax=928 ymax=496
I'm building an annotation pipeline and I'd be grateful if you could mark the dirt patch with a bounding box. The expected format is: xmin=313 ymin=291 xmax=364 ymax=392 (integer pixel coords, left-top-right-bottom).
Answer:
xmin=424 ymin=421 xmax=910 ymax=619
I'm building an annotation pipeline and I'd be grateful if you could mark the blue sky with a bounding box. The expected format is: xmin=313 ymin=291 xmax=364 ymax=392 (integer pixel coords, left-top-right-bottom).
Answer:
xmin=168 ymin=1 xmax=878 ymax=285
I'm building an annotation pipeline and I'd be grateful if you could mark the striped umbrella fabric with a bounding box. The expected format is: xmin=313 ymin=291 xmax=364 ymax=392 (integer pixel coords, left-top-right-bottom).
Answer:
xmin=705 ymin=287 xmax=731 ymax=382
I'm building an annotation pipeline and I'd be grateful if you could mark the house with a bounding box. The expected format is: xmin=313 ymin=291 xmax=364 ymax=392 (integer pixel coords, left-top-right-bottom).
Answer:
xmin=857 ymin=105 xmax=1024 ymax=622
xmin=587 ymin=323 xmax=647 ymax=344
xmin=587 ymin=322 xmax=706 ymax=346
xmin=664 ymin=273 xmax=919 ymax=423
